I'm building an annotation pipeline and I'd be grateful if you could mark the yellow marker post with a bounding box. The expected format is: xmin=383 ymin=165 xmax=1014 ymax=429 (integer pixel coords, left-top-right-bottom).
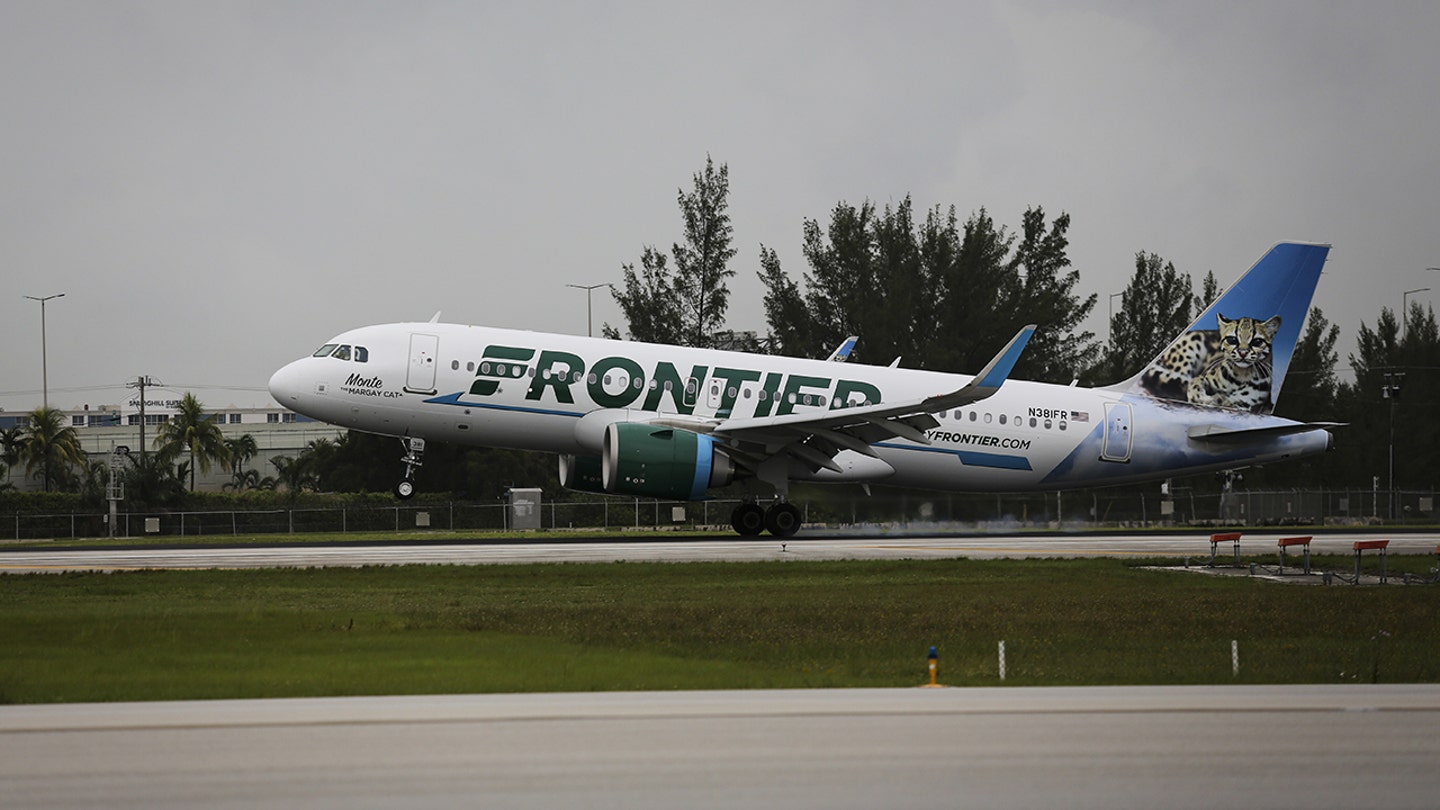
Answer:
xmin=924 ymin=646 xmax=940 ymax=687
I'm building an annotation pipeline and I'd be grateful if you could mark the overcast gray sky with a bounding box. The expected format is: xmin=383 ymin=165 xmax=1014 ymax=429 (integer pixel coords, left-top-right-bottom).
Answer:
xmin=3 ymin=1 xmax=1437 ymax=413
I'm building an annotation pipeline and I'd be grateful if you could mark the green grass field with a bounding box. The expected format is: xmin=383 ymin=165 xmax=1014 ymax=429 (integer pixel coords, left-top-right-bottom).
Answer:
xmin=1 ymin=558 xmax=1436 ymax=703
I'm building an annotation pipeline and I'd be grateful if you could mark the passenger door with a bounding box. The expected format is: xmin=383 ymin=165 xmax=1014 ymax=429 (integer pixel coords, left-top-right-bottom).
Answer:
xmin=405 ymin=333 xmax=439 ymax=394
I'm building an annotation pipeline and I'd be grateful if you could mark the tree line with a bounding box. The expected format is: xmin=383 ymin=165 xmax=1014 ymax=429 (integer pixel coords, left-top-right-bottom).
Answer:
xmin=604 ymin=156 xmax=1438 ymax=496
xmin=4 ymin=157 xmax=1435 ymax=504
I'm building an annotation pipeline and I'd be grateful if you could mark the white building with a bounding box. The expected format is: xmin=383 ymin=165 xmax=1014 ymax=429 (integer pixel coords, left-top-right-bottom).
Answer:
xmin=1 ymin=400 xmax=344 ymax=493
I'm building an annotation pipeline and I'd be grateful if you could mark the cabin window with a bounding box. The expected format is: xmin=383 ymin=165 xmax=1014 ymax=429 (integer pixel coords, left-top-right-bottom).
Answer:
xmin=1029 ymin=417 xmax=1037 ymax=428
xmin=969 ymin=411 xmax=977 ymax=422
xmin=649 ymin=379 xmax=658 ymax=390
xmin=527 ymin=367 xmax=536 ymax=378
xmin=998 ymin=414 xmax=1007 ymax=425
xmin=467 ymin=362 xmax=475 ymax=372
xmin=1059 ymin=421 xmax=1067 ymax=431
xmin=1044 ymin=419 xmax=1052 ymax=430
xmin=984 ymin=413 xmax=992 ymax=424
xmin=451 ymin=360 xmax=460 ymax=371
xmin=632 ymin=377 xmax=642 ymax=390
xmin=312 ymin=344 xmax=338 ymax=358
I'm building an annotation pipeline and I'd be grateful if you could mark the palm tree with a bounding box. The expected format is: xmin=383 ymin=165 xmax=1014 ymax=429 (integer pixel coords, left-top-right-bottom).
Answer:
xmin=0 ymin=425 xmax=23 ymax=493
xmin=270 ymin=454 xmax=317 ymax=496
xmin=122 ymin=452 xmax=187 ymax=508
xmin=0 ymin=425 xmax=24 ymax=467
xmin=224 ymin=467 xmax=277 ymax=492
xmin=152 ymin=393 xmax=232 ymax=491
xmin=224 ymin=433 xmax=260 ymax=489
xmin=19 ymin=408 xmax=87 ymax=492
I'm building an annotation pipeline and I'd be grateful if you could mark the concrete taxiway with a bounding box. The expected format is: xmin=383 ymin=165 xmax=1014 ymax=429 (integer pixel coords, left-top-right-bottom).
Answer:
xmin=3 ymin=685 xmax=1438 ymax=809
xmin=0 ymin=530 xmax=1435 ymax=573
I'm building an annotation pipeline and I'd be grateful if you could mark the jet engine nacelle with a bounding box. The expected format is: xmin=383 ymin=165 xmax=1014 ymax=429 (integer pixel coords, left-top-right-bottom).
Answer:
xmin=558 ymin=422 xmax=735 ymax=500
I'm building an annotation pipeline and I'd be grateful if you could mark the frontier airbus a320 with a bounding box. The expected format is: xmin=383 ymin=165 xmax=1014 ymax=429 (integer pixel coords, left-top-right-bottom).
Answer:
xmin=269 ymin=242 xmax=1335 ymax=537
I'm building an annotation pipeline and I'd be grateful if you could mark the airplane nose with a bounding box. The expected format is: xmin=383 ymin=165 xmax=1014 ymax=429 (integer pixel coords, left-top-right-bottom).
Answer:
xmin=268 ymin=360 xmax=306 ymax=406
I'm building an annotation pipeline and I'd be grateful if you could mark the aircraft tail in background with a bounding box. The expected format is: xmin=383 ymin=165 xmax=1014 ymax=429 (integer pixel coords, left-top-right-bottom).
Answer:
xmin=1119 ymin=242 xmax=1330 ymax=414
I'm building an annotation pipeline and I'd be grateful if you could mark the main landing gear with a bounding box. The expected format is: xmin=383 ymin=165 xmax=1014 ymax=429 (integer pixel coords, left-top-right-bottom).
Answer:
xmin=730 ymin=502 xmax=801 ymax=538
xmin=395 ymin=436 xmax=425 ymax=500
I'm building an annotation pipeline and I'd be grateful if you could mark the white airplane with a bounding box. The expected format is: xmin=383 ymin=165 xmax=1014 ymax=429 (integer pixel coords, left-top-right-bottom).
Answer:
xmin=269 ymin=242 xmax=1336 ymax=537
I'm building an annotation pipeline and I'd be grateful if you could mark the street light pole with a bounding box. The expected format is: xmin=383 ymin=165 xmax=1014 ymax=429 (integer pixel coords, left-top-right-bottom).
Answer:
xmin=566 ymin=283 xmax=612 ymax=338
xmin=23 ymin=293 xmax=65 ymax=411
xmin=1382 ymin=372 xmax=1404 ymax=521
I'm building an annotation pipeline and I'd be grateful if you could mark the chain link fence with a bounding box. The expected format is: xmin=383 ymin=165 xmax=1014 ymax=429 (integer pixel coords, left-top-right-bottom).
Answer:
xmin=4 ymin=487 xmax=1436 ymax=541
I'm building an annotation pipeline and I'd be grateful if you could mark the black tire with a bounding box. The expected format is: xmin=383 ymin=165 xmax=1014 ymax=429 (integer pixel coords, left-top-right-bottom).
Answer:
xmin=765 ymin=503 xmax=802 ymax=537
xmin=395 ymin=480 xmax=417 ymax=500
xmin=730 ymin=503 xmax=766 ymax=536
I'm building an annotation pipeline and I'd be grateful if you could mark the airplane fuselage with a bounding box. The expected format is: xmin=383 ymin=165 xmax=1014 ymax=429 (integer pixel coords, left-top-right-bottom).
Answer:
xmin=269 ymin=322 xmax=1329 ymax=494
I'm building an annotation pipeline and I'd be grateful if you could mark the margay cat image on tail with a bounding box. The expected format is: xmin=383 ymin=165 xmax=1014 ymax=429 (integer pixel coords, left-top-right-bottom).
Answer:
xmin=1138 ymin=314 xmax=1281 ymax=413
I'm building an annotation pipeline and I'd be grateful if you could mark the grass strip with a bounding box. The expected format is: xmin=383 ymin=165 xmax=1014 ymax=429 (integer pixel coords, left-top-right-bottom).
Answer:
xmin=1 ymin=558 xmax=1435 ymax=703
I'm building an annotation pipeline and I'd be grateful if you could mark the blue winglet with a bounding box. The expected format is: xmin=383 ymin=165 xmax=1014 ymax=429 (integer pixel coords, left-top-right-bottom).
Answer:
xmin=827 ymin=336 xmax=859 ymax=362
xmin=975 ymin=325 xmax=1036 ymax=390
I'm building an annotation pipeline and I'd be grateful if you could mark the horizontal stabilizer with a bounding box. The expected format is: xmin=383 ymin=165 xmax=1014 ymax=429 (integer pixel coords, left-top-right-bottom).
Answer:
xmin=1188 ymin=421 xmax=1344 ymax=444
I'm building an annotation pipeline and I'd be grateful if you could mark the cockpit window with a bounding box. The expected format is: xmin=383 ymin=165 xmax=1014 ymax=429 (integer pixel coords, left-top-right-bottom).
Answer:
xmin=312 ymin=343 xmax=368 ymax=361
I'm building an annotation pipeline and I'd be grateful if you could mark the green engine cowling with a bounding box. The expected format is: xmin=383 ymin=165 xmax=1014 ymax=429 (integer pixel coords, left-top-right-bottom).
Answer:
xmin=559 ymin=423 xmax=735 ymax=500
xmin=557 ymin=454 xmax=607 ymax=493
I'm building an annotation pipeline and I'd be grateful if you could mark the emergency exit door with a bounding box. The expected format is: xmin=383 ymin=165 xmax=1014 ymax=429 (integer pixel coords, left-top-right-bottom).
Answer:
xmin=1101 ymin=401 xmax=1133 ymax=463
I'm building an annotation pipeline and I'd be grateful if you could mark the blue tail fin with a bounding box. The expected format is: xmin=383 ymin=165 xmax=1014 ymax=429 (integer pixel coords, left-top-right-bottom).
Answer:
xmin=1121 ymin=242 xmax=1330 ymax=413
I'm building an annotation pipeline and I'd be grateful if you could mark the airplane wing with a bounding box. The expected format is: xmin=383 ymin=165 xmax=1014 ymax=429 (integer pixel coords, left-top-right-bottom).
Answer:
xmin=710 ymin=325 xmax=1036 ymax=473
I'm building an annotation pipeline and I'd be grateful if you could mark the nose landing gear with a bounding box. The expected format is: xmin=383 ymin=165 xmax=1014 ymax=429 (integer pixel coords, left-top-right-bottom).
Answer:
xmin=394 ymin=436 xmax=425 ymax=500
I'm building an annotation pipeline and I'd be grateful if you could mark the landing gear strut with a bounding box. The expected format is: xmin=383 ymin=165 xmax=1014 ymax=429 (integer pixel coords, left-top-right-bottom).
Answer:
xmin=395 ymin=436 xmax=425 ymax=500
xmin=729 ymin=502 xmax=801 ymax=538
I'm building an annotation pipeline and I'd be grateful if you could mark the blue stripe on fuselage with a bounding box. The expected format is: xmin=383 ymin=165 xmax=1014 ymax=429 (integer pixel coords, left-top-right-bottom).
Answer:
xmin=877 ymin=442 xmax=1032 ymax=471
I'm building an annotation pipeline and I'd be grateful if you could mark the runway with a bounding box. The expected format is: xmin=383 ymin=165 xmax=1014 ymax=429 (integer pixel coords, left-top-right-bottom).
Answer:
xmin=4 ymin=533 xmax=1435 ymax=807
xmin=1 ymin=530 xmax=1436 ymax=573
xmin=3 ymin=685 xmax=1437 ymax=809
